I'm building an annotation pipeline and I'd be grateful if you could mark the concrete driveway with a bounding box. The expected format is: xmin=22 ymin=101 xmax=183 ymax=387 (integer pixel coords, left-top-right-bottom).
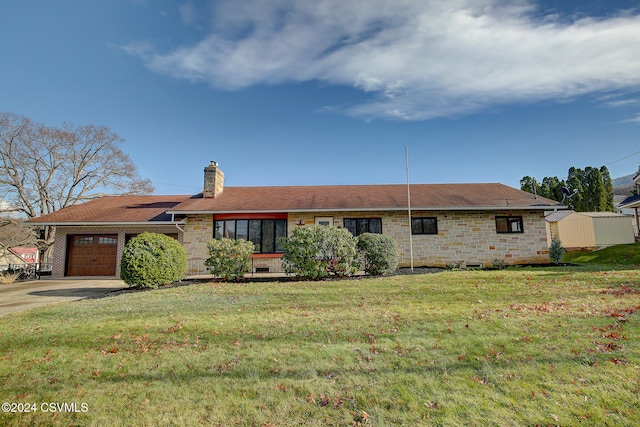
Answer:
xmin=0 ymin=278 xmax=127 ymax=317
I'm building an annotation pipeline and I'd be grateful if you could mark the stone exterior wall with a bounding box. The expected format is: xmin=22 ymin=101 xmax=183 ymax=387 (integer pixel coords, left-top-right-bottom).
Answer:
xmin=181 ymin=214 xmax=286 ymax=275
xmin=287 ymin=210 xmax=550 ymax=268
xmin=52 ymin=209 xmax=549 ymax=278
xmin=182 ymin=214 xmax=214 ymax=275
xmin=51 ymin=225 xmax=183 ymax=277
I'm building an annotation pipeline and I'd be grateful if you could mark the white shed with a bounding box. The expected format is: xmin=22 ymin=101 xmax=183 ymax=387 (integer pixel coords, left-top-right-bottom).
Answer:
xmin=545 ymin=210 xmax=635 ymax=250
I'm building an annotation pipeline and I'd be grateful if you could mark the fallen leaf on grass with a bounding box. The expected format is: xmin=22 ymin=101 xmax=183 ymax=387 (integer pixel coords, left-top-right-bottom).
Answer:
xmin=471 ymin=376 xmax=488 ymax=385
xmin=162 ymin=323 xmax=183 ymax=333
xmin=352 ymin=410 xmax=371 ymax=425
xmin=425 ymin=401 xmax=439 ymax=409
xmin=610 ymin=358 xmax=628 ymax=365
xmin=101 ymin=346 xmax=119 ymax=355
xmin=319 ymin=395 xmax=330 ymax=407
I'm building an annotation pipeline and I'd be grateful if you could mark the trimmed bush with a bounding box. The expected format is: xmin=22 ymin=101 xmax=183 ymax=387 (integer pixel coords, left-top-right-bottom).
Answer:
xmin=120 ymin=232 xmax=186 ymax=288
xmin=281 ymin=225 xmax=358 ymax=279
xmin=549 ymin=236 xmax=566 ymax=264
xmin=205 ymin=238 xmax=256 ymax=281
xmin=356 ymin=233 xmax=399 ymax=275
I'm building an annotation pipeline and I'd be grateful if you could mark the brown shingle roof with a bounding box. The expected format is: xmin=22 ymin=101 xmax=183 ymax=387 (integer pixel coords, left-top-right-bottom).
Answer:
xmin=26 ymin=184 xmax=562 ymax=225
xmin=168 ymin=183 xmax=561 ymax=213
xmin=27 ymin=195 xmax=191 ymax=224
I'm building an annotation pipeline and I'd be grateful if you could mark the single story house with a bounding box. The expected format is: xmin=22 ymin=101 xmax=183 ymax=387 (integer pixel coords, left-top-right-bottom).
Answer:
xmin=28 ymin=162 xmax=562 ymax=278
xmin=545 ymin=210 xmax=635 ymax=251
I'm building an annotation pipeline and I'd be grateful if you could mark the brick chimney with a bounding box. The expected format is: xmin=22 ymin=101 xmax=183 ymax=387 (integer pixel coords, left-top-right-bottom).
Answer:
xmin=203 ymin=161 xmax=224 ymax=198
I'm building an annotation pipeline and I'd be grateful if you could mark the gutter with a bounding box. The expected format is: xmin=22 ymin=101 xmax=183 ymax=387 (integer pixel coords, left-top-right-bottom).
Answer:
xmin=167 ymin=205 xmax=567 ymax=215
xmin=24 ymin=221 xmax=184 ymax=227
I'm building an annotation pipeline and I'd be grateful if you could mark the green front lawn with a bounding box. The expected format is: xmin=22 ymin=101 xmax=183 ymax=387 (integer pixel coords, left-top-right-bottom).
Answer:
xmin=563 ymin=242 xmax=640 ymax=266
xmin=1 ymin=267 xmax=639 ymax=426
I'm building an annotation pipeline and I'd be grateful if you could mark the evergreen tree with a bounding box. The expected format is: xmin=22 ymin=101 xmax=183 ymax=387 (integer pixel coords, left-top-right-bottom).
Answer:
xmin=541 ymin=176 xmax=565 ymax=201
xmin=585 ymin=167 xmax=607 ymax=211
xmin=519 ymin=176 xmax=540 ymax=195
xmin=566 ymin=167 xmax=586 ymax=211
xmin=520 ymin=165 xmax=614 ymax=212
xmin=600 ymin=166 xmax=614 ymax=211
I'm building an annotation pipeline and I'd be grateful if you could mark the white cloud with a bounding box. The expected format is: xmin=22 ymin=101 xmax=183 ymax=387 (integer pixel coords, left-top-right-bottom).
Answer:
xmin=129 ymin=0 xmax=640 ymax=120
xmin=622 ymin=113 xmax=640 ymax=123
xmin=605 ymin=99 xmax=640 ymax=108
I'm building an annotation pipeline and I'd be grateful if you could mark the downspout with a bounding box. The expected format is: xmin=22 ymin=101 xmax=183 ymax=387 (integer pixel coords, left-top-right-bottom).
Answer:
xmin=171 ymin=213 xmax=185 ymax=233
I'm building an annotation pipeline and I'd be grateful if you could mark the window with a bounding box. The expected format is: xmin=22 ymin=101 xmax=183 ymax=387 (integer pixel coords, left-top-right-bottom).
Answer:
xmin=74 ymin=237 xmax=93 ymax=245
xmin=214 ymin=219 xmax=287 ymax=253
xmin=412 ymin=217 xmax=438 ymax=235
xmin=98 ymin=237 xmax=117 ymax=245
xmin=343 ymin=218 xmax=382 ymax=236
xmin=495 ymin=216 xmax=523 ymax=233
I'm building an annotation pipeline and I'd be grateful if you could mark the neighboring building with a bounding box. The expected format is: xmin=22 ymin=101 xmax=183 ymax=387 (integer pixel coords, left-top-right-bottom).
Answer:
xmin=9 ymin=247 xmax=39 ymax=263
xmin=27 ymin=162 xmax=562 ymax=278
xmin=545 ymin=210 xmax=635 ymax=251
xmin=0 ymin=243 xmax=27 ymax=271
xmin=619 ymin=192 xmax=640 ymax=238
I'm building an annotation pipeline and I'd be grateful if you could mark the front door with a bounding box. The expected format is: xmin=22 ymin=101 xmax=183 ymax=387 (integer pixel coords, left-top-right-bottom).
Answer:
xmin=66 ymin=235 xmax=118 ymax=276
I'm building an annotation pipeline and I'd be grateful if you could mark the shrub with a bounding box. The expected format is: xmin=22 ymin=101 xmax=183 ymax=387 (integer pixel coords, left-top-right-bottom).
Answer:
xmin=490 ymin=258 xmax=507 ymax=270
xmin=281 ymin=225 xmax=358 ymax=279
xmin=445 ymin=261 xmax=464 ymax=270
xmin=0 ymin=272 xmax=20 ymax=284
xmin=356 ymin=233 xmax=398 ymax=275
xmin=549 ymin=236 xmax=566 ymax=264
xmin=205 ymin=238 xmax=256 ymax=281
xmin=120 ymin=232 xmax=187 ymax=288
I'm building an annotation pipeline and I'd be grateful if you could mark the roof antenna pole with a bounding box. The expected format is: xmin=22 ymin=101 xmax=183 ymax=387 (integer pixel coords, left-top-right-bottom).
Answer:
xmin=406 ymin=147 xmax=414 ymax=272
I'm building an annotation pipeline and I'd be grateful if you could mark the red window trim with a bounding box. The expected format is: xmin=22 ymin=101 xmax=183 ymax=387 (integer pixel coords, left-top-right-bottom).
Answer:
xmin=213 ymin=213 xmax=287 ymax=220
xmin=251 ymin=253 xmax=284 ymax=259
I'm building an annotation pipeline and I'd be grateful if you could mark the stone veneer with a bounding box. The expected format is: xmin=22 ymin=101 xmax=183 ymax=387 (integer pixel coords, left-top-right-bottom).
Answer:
xmin=182 ymin=214 xmax=285 ymax=275
xmin=53 ymin=209 xmax=550 ymax=277
xmin=182 ymin=214 xmax=214 ymax=275
xmin=287 ymin=210 xmax=549 ymax=268
xmin=51 ymin=225 xmax=183 ymax=277
xmin=181 ymin=210 xmax=550 ymax=274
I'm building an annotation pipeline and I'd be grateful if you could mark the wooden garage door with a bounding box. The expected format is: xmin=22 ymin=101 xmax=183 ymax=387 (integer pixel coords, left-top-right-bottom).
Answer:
xmin=66 ymin=235 xmax=118 ymax=276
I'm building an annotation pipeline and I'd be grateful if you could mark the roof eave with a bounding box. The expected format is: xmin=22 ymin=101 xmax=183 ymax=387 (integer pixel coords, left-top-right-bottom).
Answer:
xmin=25 ymin=221 xmax=183 ymax=227
xmin=619 ymin=201 xmax=640 ymax=209
xmin=168 ymin=205 xmax=565 ymax=215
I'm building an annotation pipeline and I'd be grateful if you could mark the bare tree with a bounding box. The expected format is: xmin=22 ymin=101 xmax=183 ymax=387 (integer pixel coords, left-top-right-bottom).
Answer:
xmin=0 ymin=112 xmax=154 ymax=257
xmin=0 ymin=217 xmax=33 ymax=247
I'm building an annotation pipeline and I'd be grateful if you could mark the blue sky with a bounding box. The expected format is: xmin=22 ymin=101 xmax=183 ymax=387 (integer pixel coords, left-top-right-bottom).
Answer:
xmin=1 ymin=0 xmax=640 ymax=195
